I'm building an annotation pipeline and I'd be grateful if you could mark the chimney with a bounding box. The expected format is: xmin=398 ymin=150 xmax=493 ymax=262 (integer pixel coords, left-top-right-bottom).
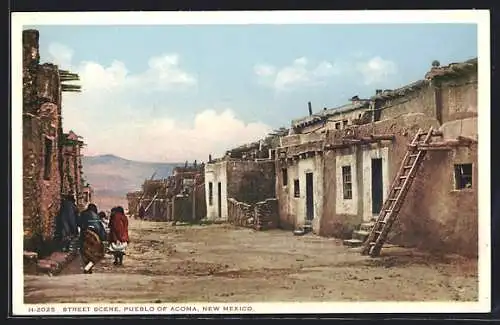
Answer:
xmin=208 ymin=154 xmax=212 ymax=163
xmin=194 ymin=160 xmax=197 ymax=167
xmin=308 ymin=101 xmax=312 ymax=116
xmin=376 ymin=89 xmax=383 ymax=95
xmin=323 ymin=107 xmax=327 ymax=111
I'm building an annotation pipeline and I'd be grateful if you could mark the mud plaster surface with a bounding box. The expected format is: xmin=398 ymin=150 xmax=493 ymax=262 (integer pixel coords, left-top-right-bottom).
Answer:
xmin=24 ymin=219 xmax=478 ymax=303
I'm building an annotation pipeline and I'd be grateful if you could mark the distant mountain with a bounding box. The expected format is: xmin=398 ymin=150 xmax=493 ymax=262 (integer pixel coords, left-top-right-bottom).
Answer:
xmin=81 ymin=154 xmax=183 ymax=199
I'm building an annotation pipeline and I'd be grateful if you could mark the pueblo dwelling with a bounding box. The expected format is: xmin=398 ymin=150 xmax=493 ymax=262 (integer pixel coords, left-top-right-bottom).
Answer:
xmin=22 ymin=29 xmax=93 ymax=255
xmin=204 ymin=135 xmax=283 ymax=230
xmin=206 ymin=58 xmax=478 ymax=257
xmin=127 ymin=162 xmax=206 ymax=223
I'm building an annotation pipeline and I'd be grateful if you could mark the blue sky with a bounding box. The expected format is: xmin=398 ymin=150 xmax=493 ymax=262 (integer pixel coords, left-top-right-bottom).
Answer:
xmin=29 ymin=24 xmax=477 ymax=162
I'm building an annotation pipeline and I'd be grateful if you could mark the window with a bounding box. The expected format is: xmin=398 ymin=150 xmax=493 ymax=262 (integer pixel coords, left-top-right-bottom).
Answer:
xmin=282 ymin=168 xmax=288 ymax=186
xmin=208 ymin=182 xmax=213 ymax=205
xmin=342 ymin=165 xmax=353 ymax=199
xmin=335 ymin=122 xmax=341 ymax=130
xmin=454 ymin=164 xmax=473 ymax=189
xmin=343 ymin=120 xmax=349 ymax=127
xmin=43 ymin=137 xmax=53 ymax=180
xmin=293 ymin=179 xmax=300 ymax=198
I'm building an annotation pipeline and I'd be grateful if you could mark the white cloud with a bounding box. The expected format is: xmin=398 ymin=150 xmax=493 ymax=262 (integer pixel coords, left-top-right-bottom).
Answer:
xmin=47 ymin=43 xmax=271 ymax=162
xmin=48 ymin=42 xmax=74 ymax=69
xmin=78 ymin=108 xmax=271 ymax=163
xmin=254 ymin=57 xmax=340 ymax=92
xmin=356 ymin=56 xmax=398 ymax=85
xmin=253 ymin=64 xmax=276 ymax=77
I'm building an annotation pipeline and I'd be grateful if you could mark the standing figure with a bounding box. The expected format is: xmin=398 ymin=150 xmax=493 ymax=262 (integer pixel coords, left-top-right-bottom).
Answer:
xmin=138 ymin=204 xmax=145 ymax=220
xmin=55 ymin=194 xmax=79 ymax=252
xmin=108 ymin=206 xmax=129 ymax=266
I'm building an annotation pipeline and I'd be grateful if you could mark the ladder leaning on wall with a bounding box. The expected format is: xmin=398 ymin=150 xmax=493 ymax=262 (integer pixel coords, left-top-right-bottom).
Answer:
xmin=361 ymin=126 xmax=441 ymax=257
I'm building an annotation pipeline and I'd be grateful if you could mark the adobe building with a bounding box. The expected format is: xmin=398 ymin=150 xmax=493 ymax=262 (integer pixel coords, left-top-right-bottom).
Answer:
xmin=275 ymin=58 xmax=478 ymax=256
xmin=205 ymin=132 xmax=285 ymax=229
xmin=126 ymin=162 xmax=206 ymax=222
xmin=22 ymin=29 xmax=83 ymax=253
xmin=61 ymin=130 xmax=87 ymax=209
xmin=171 ymin=164 xmax=206 ymax=222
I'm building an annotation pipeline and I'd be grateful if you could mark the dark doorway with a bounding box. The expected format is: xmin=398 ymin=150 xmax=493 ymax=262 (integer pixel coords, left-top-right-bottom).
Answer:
xmin=371 ymin=158 xmax=383 ymax=214
xmin=217 ymin=182 xmax=222 ymax=218
xmin=305 ymin=173 xmax=314 ymax=220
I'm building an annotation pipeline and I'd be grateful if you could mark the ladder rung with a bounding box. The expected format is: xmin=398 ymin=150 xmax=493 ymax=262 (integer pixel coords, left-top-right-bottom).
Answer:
xmin=400 ymin=176 xmax=408 ymax=179
xmin=394 ymin=187 xmax=402 ymax=190
xmin=385 ymin=209 xmax=392 ymax=213
xmin=388 ymin=198 xmax=397 ymax=201
xmin=403 ymin=165 xmax=413 ymax=168
xmin=375 ymin=231 xmax=382 ymax=234
xmin=369 ymin=242 xmax=376 ymax=246
xmin=409 ymin=154 xmax=419 ymax=157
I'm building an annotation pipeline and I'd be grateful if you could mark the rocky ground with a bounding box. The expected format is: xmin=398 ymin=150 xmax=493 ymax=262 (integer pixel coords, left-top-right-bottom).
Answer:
xmin=24 ymin=219 xmax=478 ymax=303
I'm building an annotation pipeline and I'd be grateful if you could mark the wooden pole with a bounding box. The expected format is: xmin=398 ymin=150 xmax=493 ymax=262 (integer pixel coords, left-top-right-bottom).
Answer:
xmin=144 ymin=192 xmax=159 ymax=213
xmin=192 ymin=186 xmax=196 ymax=222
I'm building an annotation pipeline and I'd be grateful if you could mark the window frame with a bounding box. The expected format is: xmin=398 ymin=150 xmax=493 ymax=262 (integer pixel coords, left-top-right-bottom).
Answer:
xmin=454 ymin=163 xmax=473 ymax=190
xmin=342 ymin=165 xmax=353 ymax=200
xmin=293 ymin=179 xmax=300 ymax=198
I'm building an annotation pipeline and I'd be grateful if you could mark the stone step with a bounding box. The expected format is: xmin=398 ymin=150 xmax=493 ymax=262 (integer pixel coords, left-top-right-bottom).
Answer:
xmin=23 ymin=251 xmax=38 ymax=274
xmin=37 ymin=259 xmax=61 ymax=274
xmin=359 ymin=222 xmax=375 ymax=232
xmin=352 ymin=229 xmax=370 ymax=241
xmin=343 ymin=238 xmax=364 ymax=247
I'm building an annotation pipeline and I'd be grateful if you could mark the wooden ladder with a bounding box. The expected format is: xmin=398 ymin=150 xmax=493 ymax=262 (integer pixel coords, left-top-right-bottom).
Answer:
xmin=361 ymin=127 xmax=436 ymax=257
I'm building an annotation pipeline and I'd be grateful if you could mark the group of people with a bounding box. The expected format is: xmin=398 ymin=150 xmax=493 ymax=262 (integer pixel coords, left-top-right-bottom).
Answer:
xmin=56 ymin=194 xmax=130 ymax=274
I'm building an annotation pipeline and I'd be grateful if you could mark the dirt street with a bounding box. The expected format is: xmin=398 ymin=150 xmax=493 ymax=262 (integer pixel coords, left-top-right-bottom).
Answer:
xmin=24 ymin=219 xmax=478 ymax=303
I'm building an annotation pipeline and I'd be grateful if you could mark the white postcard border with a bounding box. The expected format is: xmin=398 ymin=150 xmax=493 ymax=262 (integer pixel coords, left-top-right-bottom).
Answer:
xmin=10 ymin=10 xmax=491 ymax=315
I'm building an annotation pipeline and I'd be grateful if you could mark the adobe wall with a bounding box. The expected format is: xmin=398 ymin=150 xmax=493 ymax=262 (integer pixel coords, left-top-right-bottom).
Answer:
xmin=23 ymin=115 xmax=42 ymax=250
xmin=439 ymin=72 xmax=478 ymax=123
xmin=23 ymin=30 xmax=63 ymax=251
xmin=378 ymin=84 xmax=436 ymax=122
xmin=276 ymin=149 xmax=324 ymax=232
xmin=204 ymin=161 xmax=228 ymax=220
xmin=319 ymin=113 xmax=477 ymax=256
xmin=173 ymin=196 xmax=193 ymax=222
xmin=37 ymin=102 xmax=62 ymax=243
xmin=226 ymin=160 xmax=276 ymax=204
xmin=275 ymin=160 xmax=296 ymax=230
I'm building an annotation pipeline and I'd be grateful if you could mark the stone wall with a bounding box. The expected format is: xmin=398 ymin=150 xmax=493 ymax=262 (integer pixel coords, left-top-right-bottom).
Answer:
xmin=255 ymin=198 xmax=279 ymax=230
xmin=23 ymin=114 xmax=42 ymax=250
xmin=227 ymin=198 xmax=255 ymax=228
xmin=227 ymin=198 xmax=279 ymax=230
xmin=226 ymin=160 xmax=276 ymax=204
xmin=23 ymin=30 xmax=63 ymax=252
xmin=172 ymin=196 xmax=193 ymax=222
xmin=193 ymin=183 xmax=206 ymax=221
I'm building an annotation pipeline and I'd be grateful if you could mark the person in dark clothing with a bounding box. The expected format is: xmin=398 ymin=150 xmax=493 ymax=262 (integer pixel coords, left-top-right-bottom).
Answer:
xmin=138 ymin=205 xmax=145 ymax=220
xmin=108 ymin=206 xmax=129 ymax=266
xmin=56 ymin=194 xmax=79 ymax=251
xmin=78 ymin=203 xmax=107 ymax=274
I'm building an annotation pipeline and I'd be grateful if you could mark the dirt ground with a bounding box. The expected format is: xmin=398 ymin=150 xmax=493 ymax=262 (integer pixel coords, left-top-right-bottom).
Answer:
xmin=24 ymin=219 xmax=478 ymax=303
